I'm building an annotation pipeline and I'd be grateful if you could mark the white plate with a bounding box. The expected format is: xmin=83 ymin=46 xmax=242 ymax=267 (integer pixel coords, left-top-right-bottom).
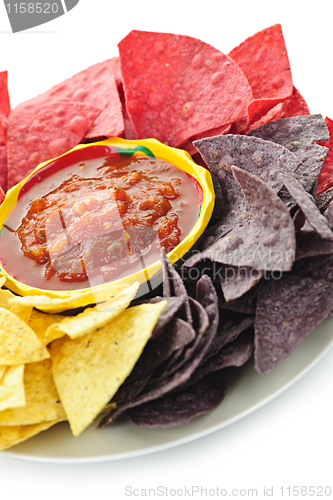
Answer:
xmin=3 ymin=315 xmax=333 ymax=463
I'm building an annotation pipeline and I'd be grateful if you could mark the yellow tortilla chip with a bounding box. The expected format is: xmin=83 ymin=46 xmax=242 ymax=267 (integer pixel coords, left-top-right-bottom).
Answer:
xmin=0 ymin=419 xmax=65 ymax=451
xmin=0 ymin=366 xmax=6 ymax=382
xmin=28 ymin=309 xmax=70 ymax=346
xmin=0 ymin=365 xmax=25 ymax=412
xmin=0 ymin=288 xmax=16 ymax=309
xmin=0 ymin=307 xmax=50 ymax=366
xmin=44 ymin=282 xmax=140 ymax=343
xmin=0 ymin=288 xmax=32 ymax=323
xmin=10 ymin=304 xmax=33 ymax=323
xmin=0 ymin=275 xmax=6 ymax=288
xmin=51 ymin=301 xmax=167 ymax=437
xmin=10 ymin=282 xmax=138 ymax=313
xmin=0 ymin=359 xmax=66 ymax=426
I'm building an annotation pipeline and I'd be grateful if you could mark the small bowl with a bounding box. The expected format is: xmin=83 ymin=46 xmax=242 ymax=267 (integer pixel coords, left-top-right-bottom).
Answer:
xmin=0 ymin=137 xmax=214 ymax=299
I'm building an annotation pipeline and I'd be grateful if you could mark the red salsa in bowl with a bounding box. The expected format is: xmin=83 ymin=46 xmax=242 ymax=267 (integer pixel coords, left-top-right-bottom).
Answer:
xmin=0 ymin=139 xmax=213 ymax=295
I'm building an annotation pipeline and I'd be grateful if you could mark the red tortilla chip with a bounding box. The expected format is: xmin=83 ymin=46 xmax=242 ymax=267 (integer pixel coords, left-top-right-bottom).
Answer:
xmin=179 ymin=123 xmax=232 ymax=156
xmin=247 ymin=87 xmax=310 ymax=133
xmin=7 ymin=101 xmax=101 ymax=188
xmin=112 ymin=58 xmax=136 ymax=141
xmin=0 ymin=112 xmax=8 ymax=145
xmin=109 ymin=57 xmax=123 ymax=89
xmin=245 ymin=104 xmax=284 ymax=133
xmin=84 ymin=58 xmax=124 ymax=139
xmin=0 ymin=72 xmax=10 ymax=146
xmin=119 ymin=30 xmax=253 ymax=147
xmin=0 ymin=144 xmax=7 ymax=192
xmin=229 ymin=24 xmax=293 ymax=127
xmin=84 ymin=60 xmax=124 ymax=140
xmin=277 ymin=86 xmax=310 ymax=118
xmin=16 ymin=60 xmax=124 ymax=141
xmin=0 ymin=71 xmax=10 ymax=118
xmin=0 ymin=186 xmax=4 ymax=203
xmin=317 ymin=117 xmax=333 ymax=195
xmin=121 ymin=94 xmax=136 ymax=140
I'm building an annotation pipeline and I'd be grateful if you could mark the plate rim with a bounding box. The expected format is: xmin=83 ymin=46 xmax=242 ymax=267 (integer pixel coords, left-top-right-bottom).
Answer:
xmin=3 ymin=328 xmax=333 ymax=464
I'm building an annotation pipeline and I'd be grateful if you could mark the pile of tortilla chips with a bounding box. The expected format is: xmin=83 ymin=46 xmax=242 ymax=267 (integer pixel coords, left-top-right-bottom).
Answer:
xmin=97 ymin=249 xmax=253 ymax=429
xmin=0 ymin=23 xmax=332 ymax=196
xmin=1 ymin=24 xmax=333 ymax=450
xmin=0 ymin=279 xmax=168 ymax=449
xmin=182 ymin=114 xmax=333 ymax=375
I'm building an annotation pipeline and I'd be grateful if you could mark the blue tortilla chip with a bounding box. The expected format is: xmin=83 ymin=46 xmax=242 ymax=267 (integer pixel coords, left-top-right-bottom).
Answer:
xmin=254 ymin=274 xmax=333 ymax=374
xmin=249 ymin=114 xmax=329 ymax=194
xmin=184 ymin=166 xmax=296 ymax=272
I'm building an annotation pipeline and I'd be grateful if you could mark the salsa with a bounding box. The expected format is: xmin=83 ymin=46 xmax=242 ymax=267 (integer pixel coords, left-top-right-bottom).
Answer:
xmin=0 ymin=151 xmax=201 ymax=290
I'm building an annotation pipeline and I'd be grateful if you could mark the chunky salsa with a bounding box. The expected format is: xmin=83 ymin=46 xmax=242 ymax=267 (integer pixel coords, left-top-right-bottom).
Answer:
xmin=0 ymin=150 xmax=201 ymax=290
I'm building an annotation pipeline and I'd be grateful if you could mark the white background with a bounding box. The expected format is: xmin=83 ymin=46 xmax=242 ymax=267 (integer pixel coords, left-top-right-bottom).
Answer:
xmin=1 ymin=1 xmax=333 ymax=498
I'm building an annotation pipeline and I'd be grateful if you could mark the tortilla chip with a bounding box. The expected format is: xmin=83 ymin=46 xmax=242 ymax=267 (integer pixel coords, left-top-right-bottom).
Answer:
xmin=205 ymin=311 xmax=254 ymax=361
xmin=229 ymin=24 xmax=293 ymax=127
xmin=0 ymin=359 xmax=65 ymax=426
xmin=0 ymin=273 xmax=6 ymax=288
xmin=218 ymin=293 xmax=256 ymax=315
xmin=177 ymin=332 xmax=253 ymax=396
xmin=0 ymin=288 xmax=14 ymax=308
xmin=317 ymin=117 xmax=333 ymax=195
xmin=278 ymin=86 xmax=310 ymax=119
xmin=9 ymin=304 xmax=33 ymax=324
xmin=295 ymin=230 xmax=333 ymax=260
xmin=0 ymin=71 xmax=10 ymax=118
xmin=316 ymin=186 xmax=333 ymax=213
xmin=279 ymin=168 xmax=333 ymax=240
xmin=28 ymin=309 xmax=71 ymax=346
xmin=148 ymin=296 xmax=187 ymax=339
xmin=119 ymin=30 xmax=252 ymax=147
xmin=250 ymin=114 xmax=329 ymax=194
xmin=0 ymin=419 xmax=64 ymax=451
xmin=0 ymin=287 xmax=32 ymax=323
xmin=179 ymin=123 xmax=232 ymax=156
xmin=126 ymin=369 xmax=230 ymax=428
xmin=195 ymin=134 xmax=297 ymax=194
xmin=246 ymin=86 xmax=309 ymax=132
xmin=248 ymin=86 xmax=309 ymax=134
xmin=192 ymin=134 xmax=299 ymax=243
xmin=220 ymin=265 xmax=263 ymax=302
xmin=0 ymin=307 xmax=50 ymax=366
xmin=254 ymin=275 xmax=333 ymax=374
xmin=324 ymin=197 xmax=333 ymax=229
xmin=118 ymin=316 xmax=195 ymax=386
xmin=0 ymin=144 xmax=7 ymax=192
xmin=184 ymin=166 xmax=296 ymax=272
xmin=10 ymin=282 xmax=136 ymax=313
xmin=18 ymin=59 xmax=124 ymax=141
xmin=44 ymin=282 xmax=139 ymax=343
xmin=161 ymin=248 xmax=192 ymax=324
xmin=98 ymin=279 xmax=217 ymax=428
xmin=7 ymin=101 xmax=102 ymax=188
xmin=51 ymin=301 xmax=167 ymax=436
xmin=293 ymin=253 xmax=333 ymax=283
xmin=0 ymin=364 xmax=25 ymax=412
